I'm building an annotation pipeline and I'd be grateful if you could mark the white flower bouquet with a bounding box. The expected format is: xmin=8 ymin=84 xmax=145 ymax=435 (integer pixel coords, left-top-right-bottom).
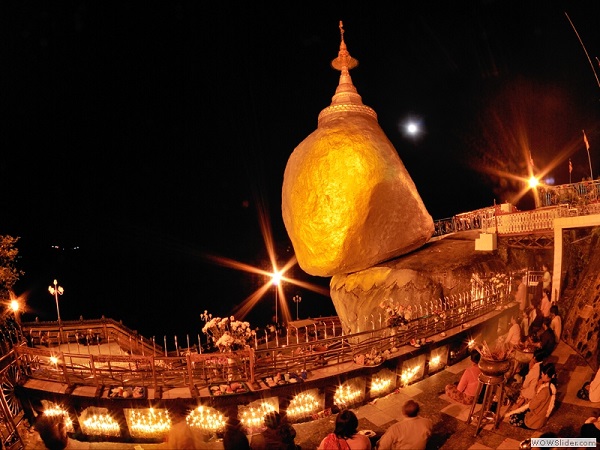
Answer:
xmin=201 ymin=311 xmax=255 ymax=352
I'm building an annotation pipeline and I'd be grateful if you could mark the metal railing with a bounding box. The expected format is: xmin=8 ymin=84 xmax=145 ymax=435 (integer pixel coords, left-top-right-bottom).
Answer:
xmin=15 ymin=289 xmax=512 ymax=394
xmin=433 ymin=180 xmax=600 ymax=239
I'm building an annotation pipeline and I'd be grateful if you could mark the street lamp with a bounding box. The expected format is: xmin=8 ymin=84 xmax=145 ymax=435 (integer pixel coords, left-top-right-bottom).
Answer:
xmin=528 ymin=176 xmax=541 ymax=209
xmin=9 ymin=298 xmax=23 ymax=340
xmin=9 ymin=299 xmax=20 ymax=325
xmin=272 ymin=272 xmax=281 ymax=325
xmin=292 ymin=295 xmax=302 ymax=320
xmin=48 ymin=279 xmax=64 ymax=325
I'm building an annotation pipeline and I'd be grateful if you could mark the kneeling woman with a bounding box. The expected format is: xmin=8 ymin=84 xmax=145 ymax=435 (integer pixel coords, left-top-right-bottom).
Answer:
xmin=508 ymin=363 xmax=557 ymax=429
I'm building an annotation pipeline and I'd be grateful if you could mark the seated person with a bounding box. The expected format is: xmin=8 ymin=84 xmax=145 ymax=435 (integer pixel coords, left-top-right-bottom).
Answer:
xmin=445 ymin=350 xmax=481 ymax=405
xmin=520 ymin=309 xmax=530 ymax=337
xmin=376 ymin=400 xmax=432 ymax=450
xmin=318 ymin=409 xmax=371 ymax=450
xmin=540 ymin=289 xmax=552 ymax=318
xmin=251 ymin=411 xmax=298 ymax=450
xmin=549 ymin=305 xmax=562 ymax=343
xmin=508 ymin=363 xmax=557 ymax=430
xmin=502 ymin=315 xmax=522 ymax=347
xmin=581 ymin=416 xmax=600 ymax=439
xmin=512 ymin=350 xmax=545 ymax=407
xmin=532 ymin=318 xmax=556 ymax=358
xmin=34 ymin=414 xmax=69 ymax=450
xmin=527 ymin=306 xmax=544 ymax=337
xmin=578 ymin=367 xmax=600 ymax=402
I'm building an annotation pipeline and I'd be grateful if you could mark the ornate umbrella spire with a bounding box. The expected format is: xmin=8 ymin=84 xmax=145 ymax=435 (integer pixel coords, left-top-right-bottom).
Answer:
xmin=319 ymin=21 xmax=376 ymax=124
xmin=331 ymin=21 xmax=358 ymax=71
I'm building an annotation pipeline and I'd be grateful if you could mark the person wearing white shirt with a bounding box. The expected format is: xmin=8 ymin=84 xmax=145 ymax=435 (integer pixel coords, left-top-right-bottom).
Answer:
xmin=585 ymin=368 xmax=600 ymax=403
xmin=514 ymin=351 xmax=545 ymax=407
xmin=504 ymin=315 xmax=522 ymax=347
xmin=540 ymin=290 xmax=552 ymax=318
xmin=376 ymin=400 xmax=432 ymax=450
xmin=542 ymin=264 xmax=551 ymax=291
xmin=515 ymin=276 xmax=528 ymax=312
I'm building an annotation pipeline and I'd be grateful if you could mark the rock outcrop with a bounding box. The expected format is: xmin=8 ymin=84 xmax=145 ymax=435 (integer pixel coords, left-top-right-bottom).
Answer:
xmin=330 ymin=231 xmax=507 ymax=335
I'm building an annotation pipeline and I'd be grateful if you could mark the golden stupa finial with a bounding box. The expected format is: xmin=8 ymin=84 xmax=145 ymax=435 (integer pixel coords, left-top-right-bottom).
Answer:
xmin=331 ymin=20 xmax=358 ymax=71
xmin=318 ymin=20 xmax=376 ymax=124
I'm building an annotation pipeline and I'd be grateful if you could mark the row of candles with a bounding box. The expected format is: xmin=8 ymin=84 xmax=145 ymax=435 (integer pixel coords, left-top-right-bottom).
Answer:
xmin=40 ymin=360 xmax=436 ymax=440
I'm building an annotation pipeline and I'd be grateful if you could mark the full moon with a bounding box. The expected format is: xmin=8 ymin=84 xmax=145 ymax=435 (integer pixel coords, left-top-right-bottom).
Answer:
xmin=406 ymin=122 xmax=419 ymax=135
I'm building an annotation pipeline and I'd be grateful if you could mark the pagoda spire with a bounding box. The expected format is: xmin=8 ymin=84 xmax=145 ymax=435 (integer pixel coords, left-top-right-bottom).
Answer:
xmin=318 ymin=21 xmax=376 ymax=124
xmin=331 ymin=21 xmax=358 ymax=72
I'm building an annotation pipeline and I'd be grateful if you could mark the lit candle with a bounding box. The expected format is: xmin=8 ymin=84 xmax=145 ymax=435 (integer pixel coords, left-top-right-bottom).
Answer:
xmin=164 ymin=336 xmax=167 ymax=357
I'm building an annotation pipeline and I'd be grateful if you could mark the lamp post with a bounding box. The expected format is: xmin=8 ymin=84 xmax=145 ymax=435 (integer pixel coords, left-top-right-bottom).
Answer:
xmin=272 ymin=272 xmax=281 ymax=325
xmin=48 ymin=279 xmax=64 ymax=325
xmin=292 ymin=295 xmax=302 ymax=320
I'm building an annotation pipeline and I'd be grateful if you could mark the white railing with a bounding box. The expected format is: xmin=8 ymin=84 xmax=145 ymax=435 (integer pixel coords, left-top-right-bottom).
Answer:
xmin=433 ymin=180 xmax=600 ymax=238
xmin=482 ymin=207 xmax=560 ymax=234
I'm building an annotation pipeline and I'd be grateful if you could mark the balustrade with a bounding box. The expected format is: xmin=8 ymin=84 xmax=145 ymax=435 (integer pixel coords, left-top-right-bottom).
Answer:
xmin=15 ymin=289 xmax=511 ymax=393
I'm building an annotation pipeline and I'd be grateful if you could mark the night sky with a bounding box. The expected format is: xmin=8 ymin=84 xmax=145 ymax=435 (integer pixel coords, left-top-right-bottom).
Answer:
xmin=3 ymin=1 xmax=599 ymax=340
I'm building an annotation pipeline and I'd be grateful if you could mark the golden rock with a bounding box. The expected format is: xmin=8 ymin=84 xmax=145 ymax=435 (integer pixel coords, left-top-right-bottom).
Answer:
xmin=282 ymin=22 xmax=433 ymax=277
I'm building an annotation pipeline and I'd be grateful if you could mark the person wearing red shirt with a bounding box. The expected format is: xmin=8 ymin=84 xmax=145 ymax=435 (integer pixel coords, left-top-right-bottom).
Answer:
xmin=445 ymin=350 xmax=481 ymax=405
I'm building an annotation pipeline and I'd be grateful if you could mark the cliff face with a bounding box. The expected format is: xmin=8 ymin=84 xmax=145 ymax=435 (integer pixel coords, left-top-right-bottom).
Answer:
xmin=558 ymin=228 xmax=600 ymax=368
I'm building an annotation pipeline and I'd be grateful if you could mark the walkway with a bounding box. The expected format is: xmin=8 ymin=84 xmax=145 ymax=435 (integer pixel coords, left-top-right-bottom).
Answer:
xmin=18 ymin=340 xmax=598 ymax=449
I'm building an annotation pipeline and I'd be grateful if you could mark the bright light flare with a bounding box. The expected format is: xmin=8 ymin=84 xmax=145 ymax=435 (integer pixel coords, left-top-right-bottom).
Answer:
xmin=466 ymin=85 xmax=581 ymax=209
xmin=528 ymin=176 xmax=539 ymax=189
xmin=4 ymin=291 xmax=29 ymax=316
xmin=271 ymin=271 xmax=282 ymax=286
xmin=202 ymin=192 xmax=330 ymax=322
